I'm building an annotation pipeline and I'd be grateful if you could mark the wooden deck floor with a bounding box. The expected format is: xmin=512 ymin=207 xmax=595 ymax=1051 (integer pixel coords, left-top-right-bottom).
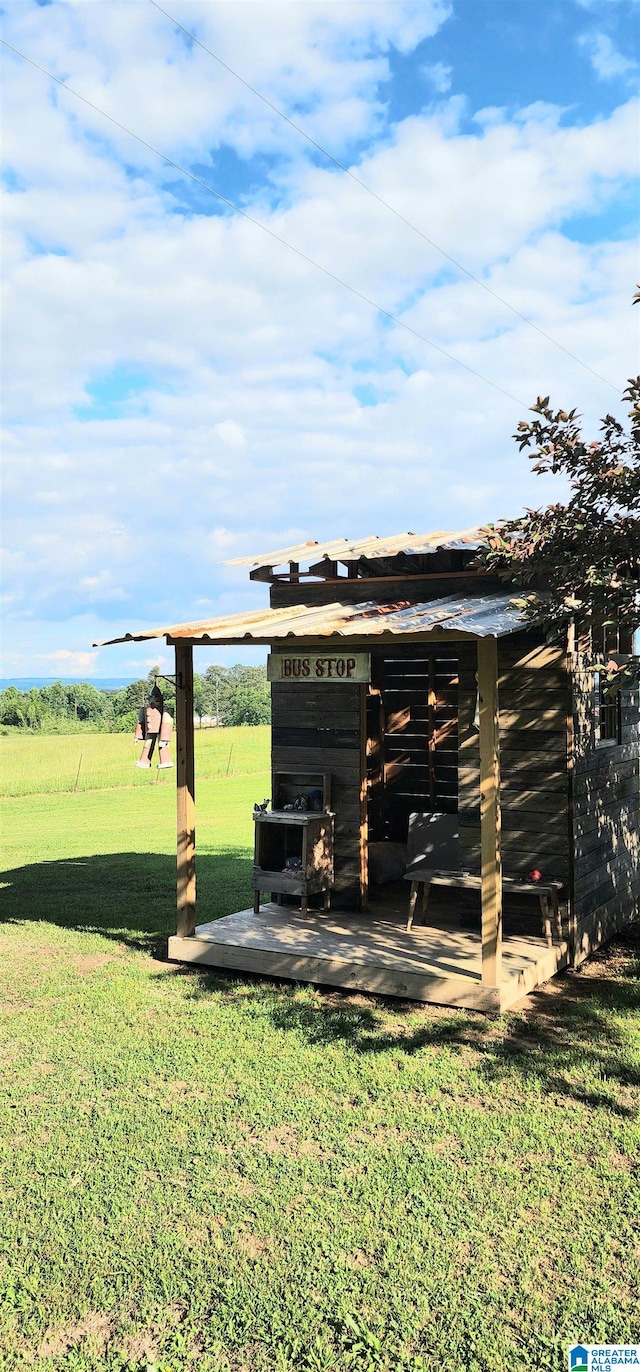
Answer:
xmin=167 ymin=904 xmax=570 ymax=1012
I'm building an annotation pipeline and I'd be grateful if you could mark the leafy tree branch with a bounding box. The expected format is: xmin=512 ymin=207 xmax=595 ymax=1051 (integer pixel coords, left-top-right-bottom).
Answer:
xmin=479 ymin=366 xmax=639 ymax=686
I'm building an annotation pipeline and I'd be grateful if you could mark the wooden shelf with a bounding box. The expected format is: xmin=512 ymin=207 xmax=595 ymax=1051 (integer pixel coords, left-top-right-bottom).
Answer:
xmin=252 ymin=810 xmax=334 ymax=914
xmin=254 ymin=810 xmax=335 ymax=826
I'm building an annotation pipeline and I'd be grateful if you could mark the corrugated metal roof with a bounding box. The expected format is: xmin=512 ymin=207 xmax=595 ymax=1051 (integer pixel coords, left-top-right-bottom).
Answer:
xmin=225 ymin=528 xmax=486 ymax=569
xmin=95 ymin=592 xmax=529 ymax=648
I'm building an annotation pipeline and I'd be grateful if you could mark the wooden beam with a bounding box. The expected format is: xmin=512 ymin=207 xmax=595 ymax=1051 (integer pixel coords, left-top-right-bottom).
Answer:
xmin=477 ymin=637 xmax=502 ymax=987
xmin=175 ymin=642 xmax=196 ymax=937
xmin=263 ymin=568 xmax=495 ymax=585
xmin=166 ymin=629 xmax=481 ymax=648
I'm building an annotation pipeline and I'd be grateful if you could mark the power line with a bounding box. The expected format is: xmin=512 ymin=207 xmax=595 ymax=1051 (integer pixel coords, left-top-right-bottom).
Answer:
xmin=2 ymin=38 xmax=530 ymax=408
xmin=150 ymin=0 xmax=620 ymax=395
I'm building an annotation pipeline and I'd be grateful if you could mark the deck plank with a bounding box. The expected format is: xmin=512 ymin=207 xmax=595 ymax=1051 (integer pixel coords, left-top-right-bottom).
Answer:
xmin=167 ymin=906 xmax=568 ymax=1011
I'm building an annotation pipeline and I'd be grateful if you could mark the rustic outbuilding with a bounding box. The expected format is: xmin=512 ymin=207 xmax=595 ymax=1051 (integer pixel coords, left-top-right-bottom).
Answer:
xmin=99 ymin=529 xmax=639 ymax=1012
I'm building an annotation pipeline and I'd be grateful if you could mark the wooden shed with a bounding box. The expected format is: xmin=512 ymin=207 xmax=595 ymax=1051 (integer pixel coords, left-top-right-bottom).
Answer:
xmin=99 ymin=529 xmax=639 ymax=1012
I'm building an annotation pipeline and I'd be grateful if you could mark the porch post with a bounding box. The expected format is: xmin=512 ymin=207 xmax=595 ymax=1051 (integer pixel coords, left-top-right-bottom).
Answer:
xmin=359 ymin=682 xmax=369 ymax=911
xmin=477 ymin=636 xmax=502 ymax=986
xmin=175 ymin=642 xmax=196 ymax=937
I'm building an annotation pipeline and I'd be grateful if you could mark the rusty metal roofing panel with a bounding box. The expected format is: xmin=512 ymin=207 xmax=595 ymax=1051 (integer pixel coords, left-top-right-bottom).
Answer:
xmin=94 ymin=592 xmax=529 ymax=647
xmin=225 ymin=528 xmax=486 ymax=569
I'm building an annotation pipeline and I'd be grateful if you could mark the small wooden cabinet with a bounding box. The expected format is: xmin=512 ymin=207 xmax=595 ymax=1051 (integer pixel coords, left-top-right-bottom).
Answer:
xmin=252 ymin=811 xmax=334 ymax=914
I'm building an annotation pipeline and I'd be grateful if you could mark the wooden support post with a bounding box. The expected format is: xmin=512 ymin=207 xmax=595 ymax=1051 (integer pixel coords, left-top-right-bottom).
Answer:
xmin=359 ymin=682 xmax=369 ymax=912
xmin=427 ymin=653 xmax=436 ymax=806
xmin=566 ymin=620 xmax=577 ymax=965
xmin=477 ymin=637 xmax=502 ymax=987
xmin=175 ymin=642 xmax=196 ymax=937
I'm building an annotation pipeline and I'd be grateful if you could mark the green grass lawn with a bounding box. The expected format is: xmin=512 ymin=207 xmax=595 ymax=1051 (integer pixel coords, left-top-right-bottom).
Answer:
xmin=1 ymin=732 xmax=639 ymax=1371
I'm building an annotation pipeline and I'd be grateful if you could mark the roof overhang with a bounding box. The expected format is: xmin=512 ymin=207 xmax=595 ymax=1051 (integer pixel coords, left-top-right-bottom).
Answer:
xmin=94 ymin=592 xmax=533 ymax=649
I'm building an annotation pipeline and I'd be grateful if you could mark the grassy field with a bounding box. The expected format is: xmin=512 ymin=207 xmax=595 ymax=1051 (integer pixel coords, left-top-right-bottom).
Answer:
xmin=1 ymin=731 xmax=639 ymax=1371
xmin=0 ymin=727 xmax=270 ymax=798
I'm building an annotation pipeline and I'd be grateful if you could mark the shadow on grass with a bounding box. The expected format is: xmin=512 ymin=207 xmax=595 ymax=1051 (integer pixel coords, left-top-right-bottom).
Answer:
xmin=0 ymin=849 xmax=251 ymax=954
xmin=2 ymin=851 xmax=639 ymax=1114
xmin=183 ymin=922 xmax=640 ymax=1116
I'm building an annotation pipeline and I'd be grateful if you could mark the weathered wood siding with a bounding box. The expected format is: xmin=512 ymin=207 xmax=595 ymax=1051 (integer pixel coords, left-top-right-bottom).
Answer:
xmin=572 ymin=664 xmax=640 ymax=962
xmin=271 ymin=679 xmax=362 ymax=907
xmin=458 ymin=636 xmax=571 ymax=901
xmin=270 ymin=573 xmax=506 ymax=612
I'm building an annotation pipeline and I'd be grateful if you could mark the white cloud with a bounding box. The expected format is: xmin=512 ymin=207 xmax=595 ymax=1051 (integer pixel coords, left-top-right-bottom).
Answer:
xmin=213 ymin=420 xmax=247 ymax=450
xmin=579 ymin=31 xmax=637 ymax=79
xmin=34 ymin=491 xmax=66 ymax=505
xmin=45 ymin=649 xmax=99 ymax=674
xmin=1 ymin=0 xmax=638 ymax=670
xmin=422 ymin=61 xmax=452 ymax=93
xmin=577 ymin=0 xmax=633 ymax=8
xmin=80 ymin=572 xmax=127 ymax=599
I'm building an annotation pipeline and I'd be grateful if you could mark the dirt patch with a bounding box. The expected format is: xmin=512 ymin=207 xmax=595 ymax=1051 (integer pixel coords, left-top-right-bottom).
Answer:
xmin=254 ymin=1124 xmax=299 ymax=1155
xmin=78 ymin=1313 xmax=113 ymax=1352
xmin=245 ymin=1123 xmax=325 ymax=1158
xmin=298 ymin=1137 xmax=324 ymax=1157
xmin=237 ymin=1232 xmax=268 ymax=1259
xmin=166 ymin=1079 xmax=189 ymax=1095
xmin=39 ymin=1330 xmax=71 ymax=1361
xmin=344 ymin=1248 xmax=372 ymax=1269
xmin=345 ymin=1125 xmax=410 ymax=1148
xmin=180 ymin=1217 xmax=224 ymax=1248
xmin=73 ymin=954 xmax=115 ymax=975
xmin=609 ymin=1149 xmax=638 ymax=1172
xmin=39 ymin=1312 xmax=113 ymax=1359
xmin=230 ymin=1171 xmax=258 ymax=1198
xmin=319 ymin=989 xmax=378 ymax=1010
xmin=161 ymin=1079 xmax=211 ymax=1104
xmin=121 ymin=1329 xmax=160 ymax=1364
xmin=430 ymin=1133 xmax=462 ymax=1156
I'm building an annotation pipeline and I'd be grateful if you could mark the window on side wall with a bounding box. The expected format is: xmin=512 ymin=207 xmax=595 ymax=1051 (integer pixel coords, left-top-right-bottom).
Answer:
xmin=594 ymin=671 xmax=621 ymax=747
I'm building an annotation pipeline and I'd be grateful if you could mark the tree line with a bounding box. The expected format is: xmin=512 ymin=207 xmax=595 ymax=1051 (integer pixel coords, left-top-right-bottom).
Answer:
xmin=0 ymin=663 xmax=270 ymax=733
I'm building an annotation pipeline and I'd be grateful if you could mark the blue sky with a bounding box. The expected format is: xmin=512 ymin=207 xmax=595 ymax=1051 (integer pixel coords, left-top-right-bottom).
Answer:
xmin=387 ymin=0 xmax=638 ymax=128
xmin=2 ymin=0 xmax=638 ymax=677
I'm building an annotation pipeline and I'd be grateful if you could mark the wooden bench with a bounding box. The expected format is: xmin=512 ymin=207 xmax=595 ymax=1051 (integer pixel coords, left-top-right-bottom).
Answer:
xmin=404 ymin=870 xmax=564 ymax=945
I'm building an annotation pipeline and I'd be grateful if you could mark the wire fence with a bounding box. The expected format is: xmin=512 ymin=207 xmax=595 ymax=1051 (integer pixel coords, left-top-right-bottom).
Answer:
xmin=0 ymin=726 xmax=270 ymax=797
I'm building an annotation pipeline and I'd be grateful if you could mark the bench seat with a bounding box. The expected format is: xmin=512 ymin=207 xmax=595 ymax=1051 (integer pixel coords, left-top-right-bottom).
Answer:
xmin=404 ymin=869 xmax=564 ymax=944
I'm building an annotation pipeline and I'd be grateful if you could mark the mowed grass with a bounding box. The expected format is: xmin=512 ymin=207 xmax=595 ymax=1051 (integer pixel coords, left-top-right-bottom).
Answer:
xmin=1 ymin=733 xmax=639 ymax=1371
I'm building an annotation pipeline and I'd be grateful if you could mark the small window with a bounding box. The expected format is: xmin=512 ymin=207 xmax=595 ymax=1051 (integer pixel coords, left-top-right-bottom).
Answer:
xmin=592 ymin=618 xmax=634 ymax=658
xmin=594 ymin=672 xmax=621 ymax=747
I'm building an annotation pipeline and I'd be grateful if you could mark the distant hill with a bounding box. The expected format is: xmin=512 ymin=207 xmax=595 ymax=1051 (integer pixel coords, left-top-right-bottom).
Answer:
xmin=0 ymin=678 xmax=137 ymax=691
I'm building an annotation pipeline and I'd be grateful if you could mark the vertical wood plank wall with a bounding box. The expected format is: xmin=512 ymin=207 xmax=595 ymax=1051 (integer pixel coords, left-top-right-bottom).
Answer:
xmin=271 ymin=680 xmax=362 ymax=907
xmin=571 ymin=669 xmax=640 ymax=960
xmin=458 ymin=635 xmax=572 ymax=918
